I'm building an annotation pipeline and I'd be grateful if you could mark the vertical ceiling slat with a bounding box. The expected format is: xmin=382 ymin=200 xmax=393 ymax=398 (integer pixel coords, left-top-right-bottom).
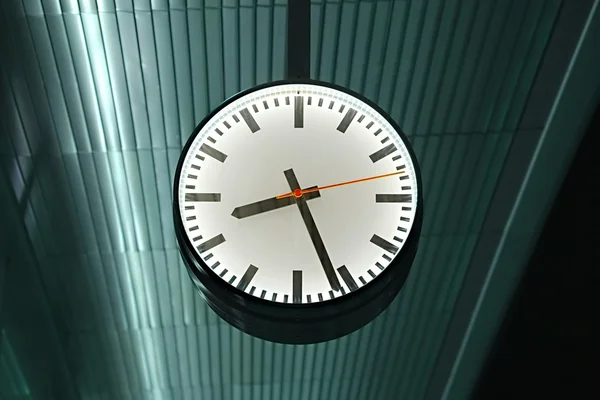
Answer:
xmin=475 ymin=0 xmax=530 ymax=134
xmin=389 ymin=0 xmax=428 ymax=126
xmin=99 ymin=12 xmax=137 ymax=150
xmin=134 ymin=12 xmax=167 ymax=149
xmin=27 ymin=13 xmax=77 ymax=153
xmin=394 ymin=238 xmax=438 ymax=396
xmin=271 ymin=3 xmax=287 ymax=81
xmin=505 ymin=0 xmax=563 ymax=131
xmin=170 ymin=9 xmax=195 ymax=147
xmin=348 ymin=0 xmax=375 ymax=93
xmin=404 ymin=0 xmax=445 ymax=134
xmin=362 ymin=0 xmax=393 ymax=102
xmin=490 ymin=0 xmax=544 ymax=132
xmin=460 ymin=1 xmax=513 ymax=133
xmin=255 ymin=5 xmax=273 ymax=85
xmin=416 ymin=0 xmax=461 ymax=136
xmin=239 ymin=4 xmax=257 ymax=89
xmin=316 ymin=1 xmax=341 ymax=83
xmin=152 ymin=11 xmax=181 ymax=148
xmin=223 ymin=6 xmax=241 ymax=96
xmin=333 ymin=1 xmax=358 ymax=87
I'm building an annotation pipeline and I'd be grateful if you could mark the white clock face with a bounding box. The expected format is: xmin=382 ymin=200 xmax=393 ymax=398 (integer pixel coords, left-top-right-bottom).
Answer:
xmin=177 ymin=83 xmax=418 ymax=304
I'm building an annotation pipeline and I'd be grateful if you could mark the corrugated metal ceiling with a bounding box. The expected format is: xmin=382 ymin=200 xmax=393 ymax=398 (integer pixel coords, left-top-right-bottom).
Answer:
xmin=0 ymin=0 xmax=595 ymax=399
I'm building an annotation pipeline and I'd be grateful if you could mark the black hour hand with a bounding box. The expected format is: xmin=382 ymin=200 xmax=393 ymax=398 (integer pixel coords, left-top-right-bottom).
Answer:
xmin=231 ymin=186 xmax=320 ymax=219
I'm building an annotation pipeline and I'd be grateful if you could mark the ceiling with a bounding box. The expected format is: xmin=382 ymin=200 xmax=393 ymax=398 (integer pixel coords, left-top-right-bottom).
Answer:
xmin=0 ymin=0 xmax=597 ymax=399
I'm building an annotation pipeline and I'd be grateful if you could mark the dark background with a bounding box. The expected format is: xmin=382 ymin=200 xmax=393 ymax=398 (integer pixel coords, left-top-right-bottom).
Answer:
xmin=473 ymin=101 xmax=599 ymax=399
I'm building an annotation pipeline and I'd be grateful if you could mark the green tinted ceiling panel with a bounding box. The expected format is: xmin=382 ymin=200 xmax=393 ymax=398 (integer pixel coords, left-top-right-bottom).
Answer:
xmin=1 ymin=0 xmax=590 ymax=399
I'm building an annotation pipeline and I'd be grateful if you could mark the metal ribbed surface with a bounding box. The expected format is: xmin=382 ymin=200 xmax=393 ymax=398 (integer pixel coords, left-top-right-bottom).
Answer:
xmin=0 ymin=0 xmax=566 ymax=399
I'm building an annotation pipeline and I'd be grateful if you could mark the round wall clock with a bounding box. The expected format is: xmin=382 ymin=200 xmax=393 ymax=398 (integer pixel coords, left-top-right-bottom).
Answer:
xmin=173 ymin=80 xmax=423 ymax=344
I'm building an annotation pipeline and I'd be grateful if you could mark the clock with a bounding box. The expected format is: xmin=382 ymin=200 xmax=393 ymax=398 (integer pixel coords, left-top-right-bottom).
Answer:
xmin=173 ymin=80 xmax=423 ymax=344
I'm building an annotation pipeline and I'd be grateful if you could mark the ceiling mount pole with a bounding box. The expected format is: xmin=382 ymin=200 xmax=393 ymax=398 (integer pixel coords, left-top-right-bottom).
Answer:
xmin=286 ymin=0 xmax=311 ymax=80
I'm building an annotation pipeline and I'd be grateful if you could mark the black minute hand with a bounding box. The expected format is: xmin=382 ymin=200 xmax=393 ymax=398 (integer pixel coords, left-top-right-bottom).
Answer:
xmin=284 ymin=168 xmax=342 ymax=291
xmin=231 ymin=186 xmax=320 ymax=219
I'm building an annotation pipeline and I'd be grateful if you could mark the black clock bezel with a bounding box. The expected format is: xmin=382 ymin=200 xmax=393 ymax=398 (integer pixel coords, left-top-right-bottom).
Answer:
xmin=173 ymin=79 xmax=423 ymax=344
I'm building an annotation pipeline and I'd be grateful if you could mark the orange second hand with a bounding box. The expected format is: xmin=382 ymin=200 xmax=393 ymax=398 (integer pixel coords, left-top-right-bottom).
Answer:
xmin=275 ymin=170 xmax=404 ymax=199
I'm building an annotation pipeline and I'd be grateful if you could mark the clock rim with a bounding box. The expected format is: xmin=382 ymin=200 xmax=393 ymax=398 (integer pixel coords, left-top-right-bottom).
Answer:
xmin=173 ymin=79 xmax=423 ymax=342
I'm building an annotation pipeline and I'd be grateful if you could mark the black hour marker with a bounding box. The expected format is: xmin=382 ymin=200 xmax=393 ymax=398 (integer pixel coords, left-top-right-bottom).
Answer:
xmin=401 ymin=186 xmax=411 ymax=190
xmin=186 ymin=216 xmax=196 ymax=221
xmin=373 ymin=128 xmax=382 ymax=136
xmin=274 ymin=98 xmax=280 ymax=107
xmin=337 ymin=265 xmax=358 ymax=292
xmin=329 ymin=290 xmax=334 ymax=299
xmin=232 ymin=115 xmax=240 ymax=123
xmin=210 ymin=261 xmax=220 ymax=269
xmin=307 ymin=294 xmax=312 ymax=303
xmin=196 ymin=234 xmax=226 ymax=254
xmin=392 ymin=155 xmax=402 ymax=161
xmin=402 ymin=206 xmax=412 ymax=211
xmin=195 ymin=154 xmax=205 ymax=161
xmin=359 ymin=276 xmax=367 ymax=285
xmin=284 ymin=294 xmax=289 ymax=303
xmin=260 ymin=290 xmax=266 ymax=299
xmin=207 ymin=136 xmax=216 ymax=143
xmin=263 ymin=100 xmax=269 ymax=110
xmin=307 ymin=96 xmax=312 ymax=105
xmin=400 ymin=217 xmax=410 ymax=222
xmin=318 ymin=98 xmax=323 ymax=107
xmin=223 ymin=121 xmax=231 ymax=129
xmin=228 ymin=276 xmax=236 ymax=284
xmin=328 ymin=100 xmax=334 ymax=109
xmin=366 ymin=121 xmax=374 ymax=129
xmin=191 ymin=164 xmax=201 ymax=170
xmin=397 ymin=164 xmax=406 ymax=171
xmin=375 ymin=262 xmax=385 ymax=271
xmin=293 ymin=270 xmax=302 ymax=304
xmin=368 ymin=269 xmax=376 ymax=278
xmin=285 ymin=96 xmax=290 ymax=105
xmin=252 ymin=104 xmax=259 ymax=113
xmin=192 ymin=235 xmax=203 ymax=242
xmin=339 ymin=104 xmax=345 ymax=113
xmin=185 ymin=185 xmax=195 ymax=189
xmin=240 ymin=108 xmax=260 ymax=133
xmin=340 ymin=287 xmax=346 ymax=295
xmin=370 ymin=144 xmax=397 ymax=163
xmin=187 ymin=174 xmax=197 ymax=179
xmin=393 ymin=236 xmax=404 ymax=243
xmin=358 ymin=115 xmax=365 ymax=123
xmin=381 ymin=137 xmax=390 ymax=144
xmin=382 ymin=254 xmax=392 ymax=261
xmin=376 ymin=194 xmax=412 ymax=203
xmin=189 ymin=225 xmax=199 ymax=231
xmin=371 ymin=234 xmax=399 ymax=254
xmin=337 ymin=108 xmax=357 ymax=133
xmin=219 ymin=269 xmax=228 ymax=277
xmin=400 ymin=175 xmax=409 ymax=180
xmin=249 ymin=286 xmax=256 ymax=295
xmin=204 ymin=253 xmax=213 ymax=261
xmin=185 ymin=193 xmax=221 ymax=202
xmin=200 ymin=144 xmax=227 ymax=162
xmin=237 ymin=264 xmax=258 ymax=291
xmin=397 ymin=226 xmax=407 ymax=233
xmin=294 ymin=96 xmax=304 ymax=128
xmin=272 ymin=293 xmax=277 ymax=301
xmin=215 ymin=128 xmax=224 ymax=136
xmin=318 ymin=293 xmax=324 ymax=301
xmin=185 ymin=205 xmax=195 ymax=210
